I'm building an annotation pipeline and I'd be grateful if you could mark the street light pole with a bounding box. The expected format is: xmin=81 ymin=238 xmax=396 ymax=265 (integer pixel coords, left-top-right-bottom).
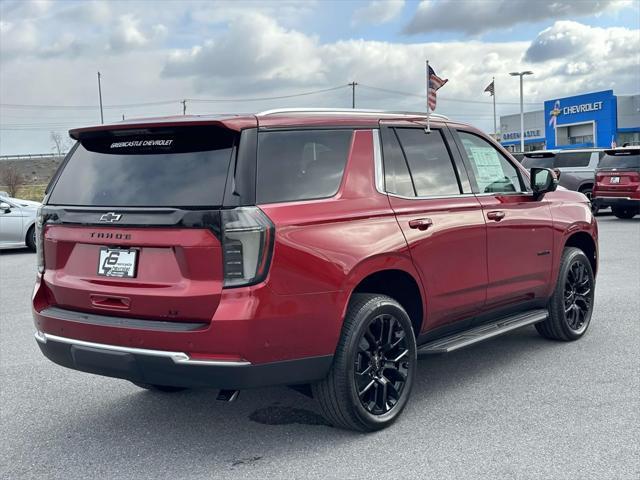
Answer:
xmin=509 ymin=71 xmax=533 ymax=152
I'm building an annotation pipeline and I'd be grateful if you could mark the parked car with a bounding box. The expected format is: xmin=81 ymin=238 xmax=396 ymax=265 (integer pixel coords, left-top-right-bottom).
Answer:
xmin=33 ymin=109 xmax=598 ymax=431
xmin=593 ymin=147 xmax=640 ymax=219
xmin=0 ymin=195 xmax=39 ymax=250
xmin=522 ymin=149 xmax=603 ymax=211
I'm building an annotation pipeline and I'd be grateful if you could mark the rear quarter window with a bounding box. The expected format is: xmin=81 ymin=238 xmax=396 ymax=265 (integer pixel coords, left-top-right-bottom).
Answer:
xmin=256 ymin=129 xmax=352 ymax=204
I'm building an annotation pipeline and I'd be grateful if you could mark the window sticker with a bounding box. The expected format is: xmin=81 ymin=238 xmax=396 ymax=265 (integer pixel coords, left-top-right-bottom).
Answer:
xmin=468 ymin=146 xmax=504 ymax=188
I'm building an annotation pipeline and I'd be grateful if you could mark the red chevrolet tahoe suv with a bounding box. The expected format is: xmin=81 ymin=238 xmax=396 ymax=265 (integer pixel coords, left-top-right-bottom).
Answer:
xmin=33 ymin=109 xmax=598 ymax=431
xmin=593 ymin=147 xmax=640 ymax=219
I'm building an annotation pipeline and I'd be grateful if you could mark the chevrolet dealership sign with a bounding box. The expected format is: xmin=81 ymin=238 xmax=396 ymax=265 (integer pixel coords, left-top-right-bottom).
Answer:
xmin=544 ymin=90 xmax=617 ymax=149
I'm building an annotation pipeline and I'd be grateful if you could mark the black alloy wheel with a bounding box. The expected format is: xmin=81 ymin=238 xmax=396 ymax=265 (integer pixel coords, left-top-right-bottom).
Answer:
xmin=312 ymin=294 xmax=417 ymax=431
xmin=354 ymin=313 xmax=410 ymax=415
xmin=563 ymin=260 xmax=592 ymax=334
xmin=536 ymin=247 xmax=595 ymax=341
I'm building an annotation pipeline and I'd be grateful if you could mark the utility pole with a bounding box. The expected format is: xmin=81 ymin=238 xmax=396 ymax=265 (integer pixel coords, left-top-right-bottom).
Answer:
xmin=181 ymin=99 xmax=187 ymax=115
xmin=348 ymin=82 xmax=358 ymax=109
xmin=97 ymin=71 xmax=104 ymax=124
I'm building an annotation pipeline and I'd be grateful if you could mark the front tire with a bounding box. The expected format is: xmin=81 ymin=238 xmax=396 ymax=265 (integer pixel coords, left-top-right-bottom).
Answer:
xmin=612 ymin=206 xmax=638 ymax=219
xmin=312 ymin=294 xmax=417 ymax=432
xmin=536 ymin=247 xmax=595 ymax=341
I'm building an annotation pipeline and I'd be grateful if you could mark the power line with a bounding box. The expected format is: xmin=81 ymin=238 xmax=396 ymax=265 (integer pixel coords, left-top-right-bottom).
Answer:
xmin=186 ymin=85 xmax=350 ymax=103
xmin=357 ymin=84 xmax=541 ymax=106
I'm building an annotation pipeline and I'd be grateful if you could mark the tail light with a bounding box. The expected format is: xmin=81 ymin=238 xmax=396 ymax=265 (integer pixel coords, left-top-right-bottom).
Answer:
xmin=221 ymin=207 xmax=274 ymax=288
xmin=35 ymin=206 xmax=45 ymax=273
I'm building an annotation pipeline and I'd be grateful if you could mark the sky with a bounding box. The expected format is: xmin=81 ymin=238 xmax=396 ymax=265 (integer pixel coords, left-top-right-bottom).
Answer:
xmin=0 ymin=0 xmax=639 ymax=155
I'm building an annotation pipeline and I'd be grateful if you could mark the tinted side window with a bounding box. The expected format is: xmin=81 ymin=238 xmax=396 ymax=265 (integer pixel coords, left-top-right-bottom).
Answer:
xmin=554 ymin=151 xmax=591 ymax=168
xmin=457 ymin=131 xmax=524 ymax=194
xmin=257 ymin=130 xmax=352 ymax=204
xmin=380 ymin=127 xmax=416 ymax=197
xmin=394 ymin=129 xmax=460 ymax=196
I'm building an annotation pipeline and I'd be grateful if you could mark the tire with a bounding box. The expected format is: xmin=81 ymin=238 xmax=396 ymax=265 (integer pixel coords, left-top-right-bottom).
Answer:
xmin=132 ymin=382 xmax=187 ymax=393
xmin=611 ymin=206 xmax=638 ymax=219
xmin=312 ymin=294 xmax=417 ymax=432
xmin=536 ymin=247 xmax=595 ymax=341
xmin=25 ymin=225 xmax=36 ymax=251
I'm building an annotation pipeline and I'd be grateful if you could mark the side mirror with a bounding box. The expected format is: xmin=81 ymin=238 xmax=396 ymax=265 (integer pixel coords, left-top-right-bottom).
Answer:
xmin=0 ymin=202 xmax=11 ymax=213
xmin=531 ymin=168 xmax=558 ymax=199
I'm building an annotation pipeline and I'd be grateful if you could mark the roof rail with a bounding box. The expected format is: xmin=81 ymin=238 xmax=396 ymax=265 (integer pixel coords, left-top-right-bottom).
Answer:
xmin=256 ymin=108 xmax=448 ymax=120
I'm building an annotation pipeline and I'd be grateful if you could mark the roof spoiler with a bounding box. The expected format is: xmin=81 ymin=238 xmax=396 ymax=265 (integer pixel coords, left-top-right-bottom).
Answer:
xmin=604 ymin=148 xmax=640 ymax=156
xmin=523 ymin=151 xmax=556 ymax=158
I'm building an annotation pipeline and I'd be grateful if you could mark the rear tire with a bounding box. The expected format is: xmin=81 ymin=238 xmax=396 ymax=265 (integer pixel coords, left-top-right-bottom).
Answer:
xmin=612 ymin=206 xmax=638 ymax=219
xmin=132 ymin=382 xmax=187 ymax=393
xmin=25 ymin=226 xmax=36 ymax=251
xmin=536 ymin=247 xmax=595 ymax=341
xmin=312 ymin=294 xmax=417 ymax=432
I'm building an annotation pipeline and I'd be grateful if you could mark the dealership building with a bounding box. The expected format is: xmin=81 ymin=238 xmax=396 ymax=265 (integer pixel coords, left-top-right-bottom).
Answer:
xmin=500 ymin=90 xmax=640 ymax=152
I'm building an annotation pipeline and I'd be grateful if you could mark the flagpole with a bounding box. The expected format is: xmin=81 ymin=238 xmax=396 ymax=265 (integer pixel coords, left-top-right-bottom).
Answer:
xmin=426 ymin=59 xmax=431 ymax=133
xmin=492 ymin=76 xmax=497 ymax=139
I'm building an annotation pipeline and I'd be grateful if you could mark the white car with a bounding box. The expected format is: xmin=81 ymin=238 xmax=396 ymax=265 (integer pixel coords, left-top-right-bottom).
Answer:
xmin=0 ymin=196 xmax=40 ymax=251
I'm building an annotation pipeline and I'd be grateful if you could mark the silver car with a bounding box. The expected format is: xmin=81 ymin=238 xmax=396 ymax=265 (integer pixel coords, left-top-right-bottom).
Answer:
xmin=0 ymin=196 xmax=40 ymax=251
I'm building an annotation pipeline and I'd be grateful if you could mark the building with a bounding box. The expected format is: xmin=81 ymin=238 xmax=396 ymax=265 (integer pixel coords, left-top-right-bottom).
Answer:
xmin=500 ymin=90 xmax=640 ymax=152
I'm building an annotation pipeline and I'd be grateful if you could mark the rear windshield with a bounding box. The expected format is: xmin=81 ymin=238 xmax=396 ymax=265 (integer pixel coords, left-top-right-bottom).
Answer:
xmin=257 ymin=129 xmax=352 ymax=204
xmin=522 ymin=156 xmax=554 ymax=169
xmin=48 ymin=126 xmax=236 ymax=207
xmin=598 ymin=150 xmax=640 ymax=169
xmin=554 ymin=151 xmax=592 ymax=168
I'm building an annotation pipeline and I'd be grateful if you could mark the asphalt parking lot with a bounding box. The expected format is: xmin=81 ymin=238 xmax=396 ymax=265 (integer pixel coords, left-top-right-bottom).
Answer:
xmin=1 ymin=215 xmax=639 ymax=480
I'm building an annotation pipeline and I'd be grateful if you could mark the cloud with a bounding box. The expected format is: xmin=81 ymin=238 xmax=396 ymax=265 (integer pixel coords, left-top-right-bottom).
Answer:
xmin=162 ymin=13 xmax=325 ymax=90
xmin=404 ymin=0 xmax=632 ymax=35
xmin=525 ymin=20 xmax=639 ymax=63
xmin=352 ymin=0 xmax=405 ymax=26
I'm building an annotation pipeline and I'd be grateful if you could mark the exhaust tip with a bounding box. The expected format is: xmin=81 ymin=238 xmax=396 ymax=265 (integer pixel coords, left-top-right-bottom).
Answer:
xmin=217 ymin=389 xmax=240 ymax=402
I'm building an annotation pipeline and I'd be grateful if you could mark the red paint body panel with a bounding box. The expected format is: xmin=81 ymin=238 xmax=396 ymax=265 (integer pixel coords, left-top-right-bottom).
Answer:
xmin=388 ymin=195 xmax=487 ymax=329
xmin=476 ymin=194 xmax=554 ymax=309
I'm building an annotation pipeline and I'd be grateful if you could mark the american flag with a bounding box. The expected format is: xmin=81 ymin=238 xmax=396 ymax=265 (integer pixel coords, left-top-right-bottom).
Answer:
xmin=428 ymin=65 xmax=448 ymax=111
xmin=484 ymin=80 xmax=494 ymax=96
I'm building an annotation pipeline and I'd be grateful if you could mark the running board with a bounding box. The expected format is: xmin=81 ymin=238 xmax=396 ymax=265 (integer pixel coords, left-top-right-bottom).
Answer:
xmin=418 ymin=309 xmax=548 ymax=354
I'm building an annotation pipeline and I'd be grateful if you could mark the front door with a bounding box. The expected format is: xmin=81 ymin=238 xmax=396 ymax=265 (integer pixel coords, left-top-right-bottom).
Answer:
xmin=452 ymin=129 xmax=554 ymax=310
xmin=379 ymin=124 xmax=487 ymax=332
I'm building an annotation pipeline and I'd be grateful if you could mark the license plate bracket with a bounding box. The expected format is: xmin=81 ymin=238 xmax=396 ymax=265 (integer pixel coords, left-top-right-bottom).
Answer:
xmin=97 ymin=248 xmax=138 ymax=278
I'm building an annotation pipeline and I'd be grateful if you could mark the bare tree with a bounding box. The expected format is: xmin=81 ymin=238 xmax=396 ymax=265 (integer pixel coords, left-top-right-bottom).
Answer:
xmin=1 ymin=165 xmax=23 ymax=197
xmin=50 ymin=131 xmax=70 ymax=157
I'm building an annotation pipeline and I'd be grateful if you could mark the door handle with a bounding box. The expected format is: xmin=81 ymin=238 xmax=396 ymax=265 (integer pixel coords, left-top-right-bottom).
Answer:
xmin=487 ymin=211 xmax=505 ymax=221
xmin=409 ymin=218 xmax=433 ymax=231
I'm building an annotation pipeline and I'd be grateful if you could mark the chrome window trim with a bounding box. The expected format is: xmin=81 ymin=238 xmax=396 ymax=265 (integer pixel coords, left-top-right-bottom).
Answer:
xmin=34 ymin=331 xmax=251 ymax=366
xmin=372 ymin=129 xmax=386 ymax=194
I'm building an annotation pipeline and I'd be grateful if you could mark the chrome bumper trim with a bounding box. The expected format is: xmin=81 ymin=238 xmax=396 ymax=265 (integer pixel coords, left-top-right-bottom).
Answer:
xmin=34 ymin=331 xmax=251 ymax=366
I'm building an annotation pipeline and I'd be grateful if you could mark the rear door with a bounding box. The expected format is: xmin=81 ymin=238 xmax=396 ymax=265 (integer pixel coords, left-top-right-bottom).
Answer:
xmin=451 ymin=129 xmax=554 ymax=311
xmin=380 ymin=123 xmax=487 ymax=331
xmin=41 ymin=125 xmax=240 ymax=324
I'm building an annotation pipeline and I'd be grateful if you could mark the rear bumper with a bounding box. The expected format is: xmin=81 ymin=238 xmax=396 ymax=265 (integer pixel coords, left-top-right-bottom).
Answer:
xmin=35 ymin=331 xmax=332 ymax=389
xmin=593 ymin=196 xmax=640 ymax=209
